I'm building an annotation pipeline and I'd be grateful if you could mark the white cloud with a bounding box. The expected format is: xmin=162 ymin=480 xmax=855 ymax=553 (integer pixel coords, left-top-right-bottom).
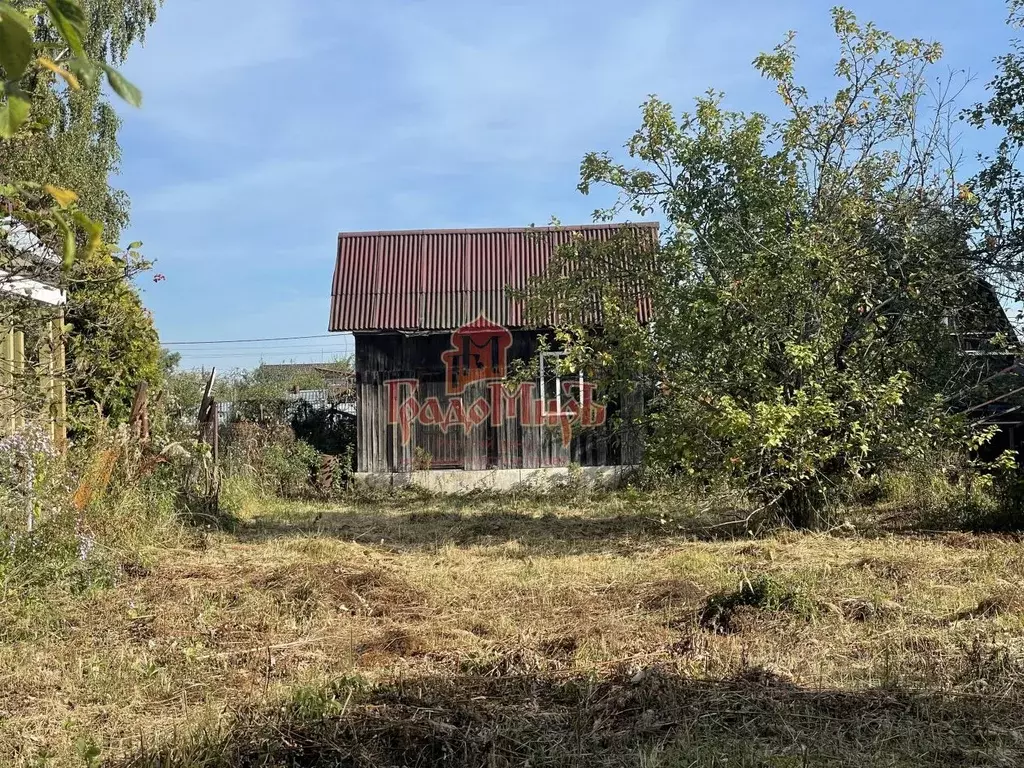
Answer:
xmin=118 ymin=0 xmax=1014 ymax=367
xmin=120 ymin=0 xmax=315 ymax=141
xmin=135 ymin=156 xmax=347 ymax=214
xmin=377 ymin=1 xmax=808 ymax=164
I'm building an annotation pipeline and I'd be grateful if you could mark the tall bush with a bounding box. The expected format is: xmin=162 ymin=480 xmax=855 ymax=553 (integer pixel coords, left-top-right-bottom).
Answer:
xmin=531 ymin=10 xmax=999 ymax=526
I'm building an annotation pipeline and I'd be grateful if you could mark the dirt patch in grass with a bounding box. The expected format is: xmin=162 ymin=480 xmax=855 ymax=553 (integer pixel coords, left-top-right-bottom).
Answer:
xmin=839 ymin=597 xmax=902 ymax=623
xmin=604 ymin=578 xmax=708 ymax=622
xmin=636 ymin=578 xmax=707 ymax=611
xmin=736 ymin=543 xmax=776 ymax=561
xmin=254 ymin=562 xmax=425 ymax=618
xmin=119 ymin=556 xmax=152 ymax=581
xmin=539 ymin=635 xmax=579 ymax=660
xmin=357 ymin=627 xmax=430 ymax=664
xmin=853 ymin=555 xmax=919 ymax=583
xmin=951 ymin=586 xmax=1024 ymax=622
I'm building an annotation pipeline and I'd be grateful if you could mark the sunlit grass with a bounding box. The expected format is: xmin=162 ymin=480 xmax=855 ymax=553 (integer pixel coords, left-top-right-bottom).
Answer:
xmin=4 ymin=491 xmax=1024 ymax=765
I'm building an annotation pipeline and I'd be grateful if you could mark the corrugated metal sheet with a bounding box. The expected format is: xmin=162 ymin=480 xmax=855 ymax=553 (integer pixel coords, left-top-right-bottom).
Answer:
xmin=330 ymin=223 xmax=658 ymax=332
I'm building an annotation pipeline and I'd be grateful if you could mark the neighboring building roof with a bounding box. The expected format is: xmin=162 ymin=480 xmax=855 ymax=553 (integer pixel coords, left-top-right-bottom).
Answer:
xmin=329 ymin=223 xmax=657 ymax=332
xmin=1 ymin=217 xmax=60 ymax=266
xmin=258 ymin=363 xmax=351 ymax=379
xmin=0 ymin=217 xmax=65 ymax=306
xmin=254 ymin=362 xmax=355 ymax=400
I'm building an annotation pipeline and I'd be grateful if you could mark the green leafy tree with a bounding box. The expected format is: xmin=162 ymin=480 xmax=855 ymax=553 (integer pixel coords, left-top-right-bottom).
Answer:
xmin=532 ymin=9 xmax=999 ymax=526
xmin=2 ymin=0 xmax=154 ymax=238
xmin=234 ymin=359 xmax=354 ymax=401
xmin=1 ymin=0 xmax=160 ymax=432
xmin=64 ymin=241 xmax=160 ymax=432
xmin=159 ymin=357 xmax=355 ymax=434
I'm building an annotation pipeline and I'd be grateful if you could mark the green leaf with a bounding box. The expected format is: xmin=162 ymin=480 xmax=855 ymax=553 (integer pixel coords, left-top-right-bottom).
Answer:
xmin=0 ymin=87 xmax=30 ymax=137
xmin=0 ymin=11 xmax=34 ymax=80
xmin=0 ymin=3 xmax=34 ymax=31
xmin=65 ymin=57 xmax=96 ymax=88
xmin=74 ymin=735 xmax=101 ymax=767
xmin=43 ymin=0 xmax=86 ymax=57
xmin=72 ymin=209 xmax=102 ymax=256
xmin=99 ymin=63 xmax=141 ymax=107
xmin=53 ymin=210 xmax=75 ymax=268
xmin=61 ymin=229 xmax=75 ymax=267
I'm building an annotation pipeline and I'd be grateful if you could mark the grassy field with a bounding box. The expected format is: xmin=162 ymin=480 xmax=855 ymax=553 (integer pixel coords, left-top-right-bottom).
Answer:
xmin=5 ymin=489 xmax=1024 ymax=766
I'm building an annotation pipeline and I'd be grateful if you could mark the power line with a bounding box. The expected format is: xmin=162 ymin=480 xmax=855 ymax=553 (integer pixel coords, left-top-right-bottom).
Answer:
xmin=173 ymin=343 xmax=354 ymax=353
xmin=163 ymin=333 xmax=342 ymax=346
xmin=170 ymin=348 xmax=353 ymax=356
xmin=177 ymin=353 xmax=353 ymax=360
xmin=177 ymin=345 xmax=352 ymax=354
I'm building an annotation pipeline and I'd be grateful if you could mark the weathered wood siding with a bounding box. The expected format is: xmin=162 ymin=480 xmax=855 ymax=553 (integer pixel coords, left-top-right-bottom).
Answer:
xmin=355 ymin=332 xmax=643 ymax=474
xmin=0 ymin=313 xmax=66 ymax=446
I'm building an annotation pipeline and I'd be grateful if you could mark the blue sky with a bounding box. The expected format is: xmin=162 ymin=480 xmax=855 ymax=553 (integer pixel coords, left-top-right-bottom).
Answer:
xmin=115 ymin=0 xmax=1015 ymax=371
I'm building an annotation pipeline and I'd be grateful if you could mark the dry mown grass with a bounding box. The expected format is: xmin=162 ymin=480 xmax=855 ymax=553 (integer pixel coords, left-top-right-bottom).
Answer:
xmin=5 ymin=493 xmax=1024 ymax=765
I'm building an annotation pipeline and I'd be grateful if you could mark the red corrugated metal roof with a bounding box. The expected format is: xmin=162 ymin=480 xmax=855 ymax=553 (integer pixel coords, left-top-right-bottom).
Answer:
xmin=329 ymin=223 xmax=658 ymax=332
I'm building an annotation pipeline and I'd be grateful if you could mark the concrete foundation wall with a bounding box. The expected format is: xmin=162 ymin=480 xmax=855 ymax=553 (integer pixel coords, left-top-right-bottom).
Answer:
xmin=355 ymin=465 xmax=637 ymax=494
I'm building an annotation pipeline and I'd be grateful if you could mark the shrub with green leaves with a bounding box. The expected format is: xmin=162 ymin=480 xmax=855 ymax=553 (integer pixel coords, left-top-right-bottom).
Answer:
xmin=699 ymin=575 xmax=815 ymax=633
xmin=221 ymin=420 xmax=323 ymax=500
xmin=529 ymin=9 xmax=1000 ymax=527
xmin=0 ymin=427 xmax=98 ymax=589
xmin=1 ymin=0 xmax=158 ymax=437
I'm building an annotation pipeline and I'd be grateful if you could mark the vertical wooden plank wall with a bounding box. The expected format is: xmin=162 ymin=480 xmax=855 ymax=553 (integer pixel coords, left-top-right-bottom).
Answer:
xmin=356 ymin=331 xmax=643 ymax=474
xmin=0 ymin=314 xmax=68 ymax=447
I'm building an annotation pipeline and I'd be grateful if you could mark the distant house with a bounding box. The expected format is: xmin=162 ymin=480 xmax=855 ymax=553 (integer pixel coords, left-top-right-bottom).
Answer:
xmin=328 ymin=223 xmax=656 ymax=489
xmin=0 ymin=218 xmax=67 ymax=445
xmin=216 ymin=363 xmax=355 ymax=424
xmin=947 ymin=279 xmax=1024 ymax=452
xmin=254 ymin=362 xmax=354 ymax=398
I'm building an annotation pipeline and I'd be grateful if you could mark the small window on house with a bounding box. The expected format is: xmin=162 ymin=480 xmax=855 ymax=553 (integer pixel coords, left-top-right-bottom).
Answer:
xmin=539 ymin=351 xmax=584 ymax=417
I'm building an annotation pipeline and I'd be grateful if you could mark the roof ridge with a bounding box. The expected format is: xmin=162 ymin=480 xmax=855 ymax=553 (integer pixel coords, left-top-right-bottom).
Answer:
xmin=336 ymin=222 xmax=658 ymax=238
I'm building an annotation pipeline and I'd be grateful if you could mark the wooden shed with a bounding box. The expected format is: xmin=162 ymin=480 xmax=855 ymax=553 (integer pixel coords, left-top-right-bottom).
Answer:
xmin=0 ymin=218 xmax=67 ymax=446
xmin=328 ymin=223 xmax=655 ymax=486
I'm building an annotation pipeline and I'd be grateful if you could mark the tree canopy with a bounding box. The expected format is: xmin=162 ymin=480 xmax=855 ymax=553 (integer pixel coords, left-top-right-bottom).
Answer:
xmin=0 ymin=0 xmax=161 ymax=432
xmin=531 ymin=9 xmax=1014 ymax=525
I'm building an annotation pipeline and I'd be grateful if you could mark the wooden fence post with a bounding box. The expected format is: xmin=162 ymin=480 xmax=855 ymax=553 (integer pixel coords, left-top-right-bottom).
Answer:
xmin=197 ymin=368 xmax=219 ymax=474
xmin=210 ymin=400 xmax=219 ymax=466
xmin=12 ymin=329 xmax=24 ymax=431
xmin=198 ymin=367 xmax=216 ymax=438
xmin=46 ymin=317 xmax=56 ymax=443
xmin=1 ymin=326 xmax=12 ymax=435
xmin=51 ymin=309 xmax=67 ymax=451
xmin=129 ymin=381 xmax=150 ymax=442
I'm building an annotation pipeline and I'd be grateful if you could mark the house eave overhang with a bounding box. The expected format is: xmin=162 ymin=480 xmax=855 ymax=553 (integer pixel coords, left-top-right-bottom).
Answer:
xmin=0 ymin=269 xmax=66 ymax=306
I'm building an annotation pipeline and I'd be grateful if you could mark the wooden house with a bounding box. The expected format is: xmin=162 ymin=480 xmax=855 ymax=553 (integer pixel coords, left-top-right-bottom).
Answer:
xmin=328 ymin=223 xmax=655 ymax=489
xmin=0 ymin=218 xmax=67 ymax=445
